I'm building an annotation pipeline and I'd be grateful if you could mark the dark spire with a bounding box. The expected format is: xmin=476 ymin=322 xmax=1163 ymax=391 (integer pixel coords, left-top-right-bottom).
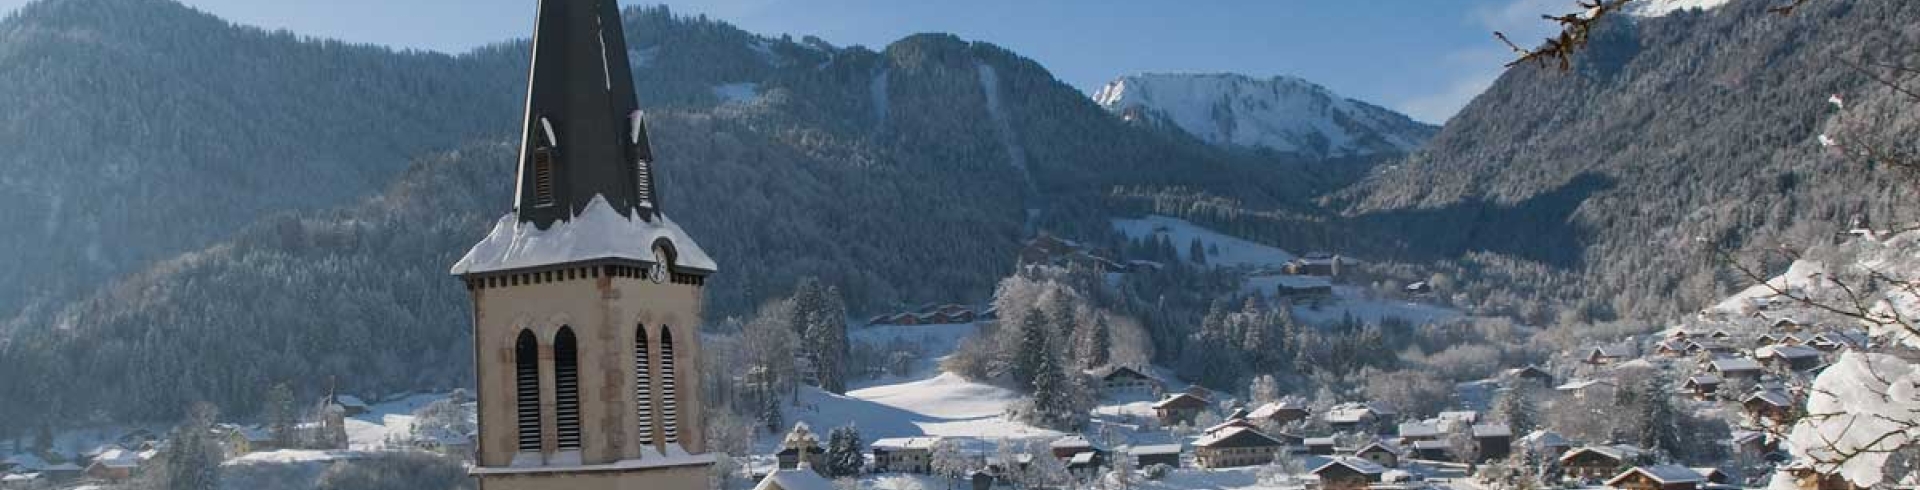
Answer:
xmin=514 ymin=0 xmax=659 ymax=228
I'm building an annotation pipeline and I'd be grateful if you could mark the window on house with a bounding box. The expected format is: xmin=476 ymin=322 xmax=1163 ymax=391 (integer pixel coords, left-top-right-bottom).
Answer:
xmin=635 ymin=324 xmax=656 ymax=446
xmin=660 ymin=327 xmax=680 ymax=444
xmin=554 ymin=327 xmax=583 ymax=451
xmin=515 ymin=330 xmax=543 ymax=453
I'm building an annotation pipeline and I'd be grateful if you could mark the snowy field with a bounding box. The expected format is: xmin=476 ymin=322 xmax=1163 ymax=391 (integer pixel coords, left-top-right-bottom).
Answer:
xmin=342 ymin=392 xmax=448 ymax=451
xmin=1283 ymin=286 xmax=1461 ymax=326
xmin=1113 ymin=216 xmax=1296 ymax=268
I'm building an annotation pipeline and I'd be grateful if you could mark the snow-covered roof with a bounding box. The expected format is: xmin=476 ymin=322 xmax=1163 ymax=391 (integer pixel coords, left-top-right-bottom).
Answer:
xmin=1 ymin=473 xmax=39 ymax=483
xmin=871 ymin=437 xmax=941 ymax=451
xmin=1556 ymin=379 xmax=1614 ymax=391
xmin=451 ymin=196 xmax=717 ymax=275
xmin=1272 ymin=275 xmax=1333 ymax=289
xmin=1711 ymin=358 xmax=1764 ymax=373
xmin=1760 ymin=344 xmax=1822 ymax=360
xmin=1397 ymin=422 xmax=1441 ymax=439
xmin=1519 ymin=430 xmax=1571 ymax=448
xmin=754 ymin=468 xmax=836 ymax=490
xmin=92 ymin=449 xmax=140 ymax=469
xmin=1130 ymin=444 xmax=1182 ymax=456
xmin=1248 ymin=400 xmax=1307 ymax=420
xmin=1610 ymin=465 xmax=1707 ymax=485
xmin=1151 ymin=392 xmax=1208 ymax=409
xmin=1561 ymin=445 xmax=1643 ymax=463
xmin=1411 ymin=440 xmax=1450 ymax=450
xmin=1312 ymin=457 xmax=1387 ymax=476
xmin=1305 ymin=437 xmax=1337 ymax=446
xmin=1068 ymin=452 xmax=1096 ymax=465
xmin=1049 ymin=435 xmax=1093 ymax=449
xmin=1355 ymin=442 xmax=1404 ymax=456
xmin=1193 ymin=427 xmax=1284 ymax=448
xmin=1745 ymin=390 xmax=1793 ymax=407
xmin=1471 ymin=424 xmax=1512 ymax=438
xmin=1591 ymin=346 xmax=1630 ymax=358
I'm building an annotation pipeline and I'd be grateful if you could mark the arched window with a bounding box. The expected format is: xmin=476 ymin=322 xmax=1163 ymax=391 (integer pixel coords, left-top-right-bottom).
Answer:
xmin=659 ymin=327 xmax=680 ymax=444
xmin=634 ymin=324 xmax=656 ymax=446
xmin=514 ymin=330 xmax=543 ymax=453
xmin=554 ymin=327 xmax=583 ymax=451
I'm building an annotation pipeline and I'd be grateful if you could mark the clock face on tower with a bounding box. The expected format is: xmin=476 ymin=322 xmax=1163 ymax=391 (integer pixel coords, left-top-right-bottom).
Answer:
xmin=650 ymin=246 xmax=670 ymax=284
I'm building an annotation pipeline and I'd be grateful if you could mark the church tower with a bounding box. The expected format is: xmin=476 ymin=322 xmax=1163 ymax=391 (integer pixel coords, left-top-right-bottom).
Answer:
xmin=451 ymin=0 xmax=717 ymax=488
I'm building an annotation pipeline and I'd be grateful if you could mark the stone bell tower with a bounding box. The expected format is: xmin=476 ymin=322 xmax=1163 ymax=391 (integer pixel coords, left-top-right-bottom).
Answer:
xmin=450 ymin=0 xmax=718 ymax=488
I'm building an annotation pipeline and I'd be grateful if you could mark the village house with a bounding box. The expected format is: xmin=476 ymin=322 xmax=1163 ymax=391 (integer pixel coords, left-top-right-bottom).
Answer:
xmin=1049 ymin=435 xmax=1099 ymax=460
xmin=1130 ymin=444 xmax=1183 ymax=468
xmin=1684 ymin=375 xmax=1723 ymax=400
xmin=1517 ymin=430 xmax=1573 ymax=457
xmin=1687 ymin=341 xmax=1737 ymax=356
xmin=1097 ymin=366 xmax=1160 ymax=395
xmin=1607 ymin=465 xmax=1707 ymax=490
xmin=1729 ymin=431 xmax=1776 ymax=460
xmin=1066 ymin=452 xmax=1104 ymax=479
xmin=1305 ymin=438 xmax=1338 ymax=456
xmin=871 ymin=437 xmax=940 ymax=474
xmin=1284 ymin=253 xmax=1352 ymax=277
xmin=1587 ymin=346 xmax=1631 ymax=365
xmin=1808 ymin=331 xmax=1869 ymax=351
xmin=1193 ymin=427 xmax=1288 ymax=469
xmin=1396 ymin=421 xmax=1443 ymax=445
xmin=1756 ymin=333 xmax=1782 ymax=346
xmin=1502 ymin=366 xmax=1556 ymax=388
xmin=1309 ymin=457 xmax=1387 ymax=490
xmin=83 ymin=448 xmax=143 ymax=483
xmin=1354 ymin=442 xmax=1404 ymax=468
xmin=1560 ymin=445 xmax=1645 ymax=481
xmin=1325 ymin=402 xmax=1395 ymax=433
xmin=1708 ymin=357 xmax=1765 ymax=380
xmin=1471 ymin=424 xmax=1513 ymax=462
xmin=1757 ymin=345 xmax=1824 ymax=371
xmin=1405 ymin=281 xmax=1433 ymax=295
xmin=1692 ymin=467 xmax=1732 ymax=485
xmin=1743 ymin=390 xmax=1797 ymax=425
xmin=1436 ymin=411 xmax=1480 ymax=431
xmin=1410 ymin=440 xmax=1451 ymax=461
xmin=1151 ymin=392 xmax=1211 ymax=426
xmin=1249 ymin=400 xmax=1311 ymax=427
xmin=1656 ymin=340 xmax=1691 ymax=357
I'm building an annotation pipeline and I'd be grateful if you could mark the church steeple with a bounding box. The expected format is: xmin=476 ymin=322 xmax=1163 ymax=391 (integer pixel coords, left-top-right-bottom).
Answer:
xmin=516 ymin=0 xmax=658 ymax=228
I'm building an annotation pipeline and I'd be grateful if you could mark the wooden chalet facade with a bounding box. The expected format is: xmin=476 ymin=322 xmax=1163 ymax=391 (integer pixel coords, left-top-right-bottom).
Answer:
xmin=1606 ymin=465 xmax=1706 ymax=490
xmin=1193 ymin=427 xmax=1287 ymax=469
xmin=1152 ymin=393 xmax=1210 ymax=426
xmin=1310 ymin=458 xmax=1386 ymax=490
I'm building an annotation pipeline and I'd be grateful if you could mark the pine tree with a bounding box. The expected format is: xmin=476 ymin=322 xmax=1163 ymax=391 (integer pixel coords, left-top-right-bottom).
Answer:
xmin=1011 ymin=310 xmax=1048 ymax=386
xmin=265 ymin=382 xmax=297 ymax=448
xmin=1082 ymin=314 xmax=1112 ymax=369
xmin=1636 ymin=374 xmax=1683 ymax=459
xmin=1249 ymin=375 xmax=1280 ymax=406
xmin=1494 ymin=387 xmax=1538 ymax=437
xmin=825 ymin=424 xmax=864 ymax=478
xmin=1189 ymin=239 xmax=1207 ymax=266
xmin=761 ymin=397 xmax=785 ymax=435
xmin=809 ymin=286 xmax=851 ymax=394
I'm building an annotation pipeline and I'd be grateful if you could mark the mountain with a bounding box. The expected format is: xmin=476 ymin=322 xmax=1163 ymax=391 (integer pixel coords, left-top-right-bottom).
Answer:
xmin=0 ymin=3 xmax=1347 ymax=426
xmin=1092 ymin=73 xmax=1438 ymax=160
xmin=1330 ymin=0 xmax=1917 ymax=321
xmin=1626 ymin=0 xmax=1734 ymax=16
xmin=0 ymin=0 xmax=525 ymax=322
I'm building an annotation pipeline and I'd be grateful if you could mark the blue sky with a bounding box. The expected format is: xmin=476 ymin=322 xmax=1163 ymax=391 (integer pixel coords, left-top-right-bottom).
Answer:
xmin=0 ymin=0 xmax=1576 ymax=123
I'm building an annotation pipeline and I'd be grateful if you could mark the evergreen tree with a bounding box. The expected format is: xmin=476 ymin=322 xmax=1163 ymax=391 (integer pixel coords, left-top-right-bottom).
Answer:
xmin=808 ymin=286 xmax=851 ymax=394
xmin=265 ymin=382 xmax=297 ymax=448
xmin=157 ymin=403 xmax=222 ymax=490
xmin=1189 ymin=239 xmax=1208 ymax=266
xmin=1080 ymin=314 xmax=1112 ymax=369
xmin=1493 ymin=386 xmax=1538 ymax=437
xmin=761 ymin=397 xmax=785 ymax=435
xmin=1636 ymin=374 xmax=1683 ymax=459
xmin=825 ymin=424 xmax=864 ymax=478
xmin=1011 ymin=310 xmax=1048 ymax=386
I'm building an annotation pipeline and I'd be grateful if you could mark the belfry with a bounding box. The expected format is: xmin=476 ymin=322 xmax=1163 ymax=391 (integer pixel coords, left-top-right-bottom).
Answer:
xmin=450 ymin=0 xmax=718 ymax=488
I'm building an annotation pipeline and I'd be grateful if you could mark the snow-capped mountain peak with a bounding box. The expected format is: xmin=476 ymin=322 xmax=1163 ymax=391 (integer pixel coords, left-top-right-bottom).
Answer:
xmin=1625 ymin=0 xmax=1733 ymax=17
xmin=1093 ymin=73 xmax=1437 ymax=160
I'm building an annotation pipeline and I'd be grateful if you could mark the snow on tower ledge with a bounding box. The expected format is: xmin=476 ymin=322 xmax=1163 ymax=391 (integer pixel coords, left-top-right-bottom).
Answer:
xmin=451 ymin=195 xmax=717 ymax=275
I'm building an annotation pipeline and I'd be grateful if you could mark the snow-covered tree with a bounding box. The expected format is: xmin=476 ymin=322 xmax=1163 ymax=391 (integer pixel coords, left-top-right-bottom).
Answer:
xmin=1492 ymin=386 xmax=1538 ymax=437
xmin=1249 ymin=375 xmax=1281 ymax=406
xmin=824 ymin=424 xmax=864 ymax=478
xmin=1106 ymin=448 xmax=1137 ymax=490
xmin=931 ymin=439 xmax=975 ymax=490
xmin=153 ymin=403 xmax=222 ymax=490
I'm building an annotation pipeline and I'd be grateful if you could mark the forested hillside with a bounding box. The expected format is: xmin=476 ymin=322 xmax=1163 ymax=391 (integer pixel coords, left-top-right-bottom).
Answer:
xmin=0 ymin=2 xmax=1344 ymax=430
xmin=0 ymin=0 xmax=527 ymax=323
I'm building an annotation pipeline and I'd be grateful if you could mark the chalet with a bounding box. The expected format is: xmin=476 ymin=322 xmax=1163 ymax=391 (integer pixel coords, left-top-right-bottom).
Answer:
xmin=753 ymin=467 xmax=836 ymax=490
xmin=871 ymin=437 xmax=940 ymax=473
xmin=1354 ymin=442 xmax=1404 ymax=468
xmin=1607 ymin=465 xmax=1707 ymax=490
xmin=1772 ymin=318 xmax=1806 ymax=333
xmin=1556 ymin=379 xmax=1617 ymax=400
xmin=1757 ymin=345 xmax=1824 ymax=371
xmin=1687 ymin=341 xmax=1736 ymax=356
xmin=1193 ymin=427 xmax=1287 ymax=468
xmin=1778 ymin=334 xmax=1808 ymax=346
xmin=83 ymin=448 xmax=142 ymax=483
xmin=1049 ymin=435 xmax=1098 ymax=459
xmin=1517 ymin=430 xmax=1573 ymax=457
xmin=1709 ymin=358 xmax=1765 ymax=379
xmin=1325 ymin=402 xmax=1395 ymax=433
xmin=1131 ymin=444 xmax=1183 ymax=468
xmin=1066 ymin=451 xmax=1103 ymax=479
xmin=1729 ymin=431 xmax=1775 ymax=459
xmin=1683 ymin=375 xmax=1723 ymax=400
xmin=1098 ymin=366 xmax=1160 ymax=395
xmin=1274 ymin=275 xmax=1335 ymax=299
xmin=1809 ymin=331 xmax=1870 ymax=351
xmin=1410 ymin=440 xmax=1451 ymax=461
xmin=1655 ymin=340 xmax=1691 ymax=357
xmin=1472 ymin=424 xmax=1513 ymax=462
xmin=1305 ymin=438 xmax=1338 ymax=456
xmin=1756 ymin=333 xmax=1782 ymax=346
xmin=1249 ymin=400 xmax=1311 ymax=426
xmin=1 ymin=473 xmax=40 ymax=489
xmin=1503 ymin=366 xmax=1555 ymax=388
xmin=1743 ymin=390 xmax=1796 ymax=425
xmin=1396 ymin=421 xmax=1442 ymax=445
xmin=1204 ymin=418 xmax=1258 ymax=436
xmin=1436 ymin=411 xmax=1480 ymax=431
xmin=1559 ymin=445 xmax=1644 ymax=481
xmin=1151 ymin=393 xmax=1210 ymax=426
xmin=1309 ymin=457 xmax=1387 ymax=490
xmin=1691 ymin=467 xmax=1732 ymax=485
xmin=1587 ymin=347 xmax=1631 ymax=365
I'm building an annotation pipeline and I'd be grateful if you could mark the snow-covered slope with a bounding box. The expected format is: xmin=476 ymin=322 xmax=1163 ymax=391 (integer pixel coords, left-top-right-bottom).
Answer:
xmin=1093 ymin=73 xmax=1437 ymax=160
xmin=1627 ymin=0 xmax=1734 ymax=16
xmin=1112 ymin=215 xmax=1295 ymax=268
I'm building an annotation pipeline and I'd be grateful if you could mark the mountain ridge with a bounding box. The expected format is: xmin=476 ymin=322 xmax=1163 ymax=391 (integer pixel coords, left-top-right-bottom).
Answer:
xmin=1093 ymin=72 xmax=1438 ymax=160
